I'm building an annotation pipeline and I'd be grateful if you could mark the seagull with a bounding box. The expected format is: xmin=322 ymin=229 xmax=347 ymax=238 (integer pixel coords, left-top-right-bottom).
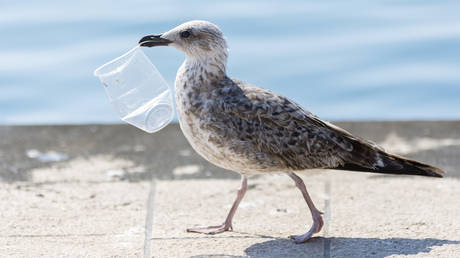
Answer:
xmin=139 ymin=20 xmax=444 ymax=243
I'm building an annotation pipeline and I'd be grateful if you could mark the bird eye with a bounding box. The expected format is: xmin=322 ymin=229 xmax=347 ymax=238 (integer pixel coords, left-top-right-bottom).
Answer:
xmin=180 ymin=31 xmax=191 ymax=38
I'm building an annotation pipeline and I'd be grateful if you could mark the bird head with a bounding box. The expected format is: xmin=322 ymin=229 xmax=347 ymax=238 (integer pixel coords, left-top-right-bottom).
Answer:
xmin=139 ymin=20 xmax=228 ymax=63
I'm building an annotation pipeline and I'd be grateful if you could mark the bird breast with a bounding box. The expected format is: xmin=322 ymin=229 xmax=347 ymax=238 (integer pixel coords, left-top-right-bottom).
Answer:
xmin=174 ymin=63 xmax=280 ymax=175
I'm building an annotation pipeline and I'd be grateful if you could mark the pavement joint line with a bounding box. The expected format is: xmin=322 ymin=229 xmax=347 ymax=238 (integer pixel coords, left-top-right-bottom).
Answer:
xmin=0 ymin=233 xmax=110 ymax=238
xmin=143 ymin=179 xmax=156 ymax=258
xmin=323 ymin=180 xmax=331 ymax=258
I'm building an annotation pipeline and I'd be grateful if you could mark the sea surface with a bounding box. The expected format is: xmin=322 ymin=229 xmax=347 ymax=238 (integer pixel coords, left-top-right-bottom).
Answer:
xmin=1 ymin=0 xmax=459 ymax=124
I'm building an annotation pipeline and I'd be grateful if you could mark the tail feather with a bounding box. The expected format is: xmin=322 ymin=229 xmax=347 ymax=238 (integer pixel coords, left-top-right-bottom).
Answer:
xmin=335 ymin=152 xmax=445 ymax=178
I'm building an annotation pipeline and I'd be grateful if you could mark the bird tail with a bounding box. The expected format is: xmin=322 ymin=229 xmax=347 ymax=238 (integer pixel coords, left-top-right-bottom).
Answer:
xmin=335 ymin=152 xmax=445 ymax=178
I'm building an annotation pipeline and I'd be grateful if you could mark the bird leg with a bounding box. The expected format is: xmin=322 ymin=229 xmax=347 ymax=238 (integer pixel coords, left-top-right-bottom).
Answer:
xmin=287 ymin=172 xmax=324 ymax=243
xmin=186 ymin=175 xmax=248 ymax=234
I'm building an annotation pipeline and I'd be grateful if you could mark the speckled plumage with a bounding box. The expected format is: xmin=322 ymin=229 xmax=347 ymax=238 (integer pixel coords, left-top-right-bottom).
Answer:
xmin=176 ymin=73 xmax=379 ymax=175
xmin=140 ymin=20 xmax=444 ymax=243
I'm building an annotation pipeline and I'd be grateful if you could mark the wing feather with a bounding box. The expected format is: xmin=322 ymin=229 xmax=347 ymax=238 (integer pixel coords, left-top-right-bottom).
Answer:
xmin=212 ymin=78 xmax=383 ymax=170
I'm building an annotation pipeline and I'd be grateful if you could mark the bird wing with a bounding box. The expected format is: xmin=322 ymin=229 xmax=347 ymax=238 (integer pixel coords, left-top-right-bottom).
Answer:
xmin=213 ymin=78 xmax=384 ymax=170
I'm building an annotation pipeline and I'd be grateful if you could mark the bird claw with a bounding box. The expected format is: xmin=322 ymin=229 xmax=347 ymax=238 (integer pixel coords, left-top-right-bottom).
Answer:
xmin=289 ymin=230 xmax=315 ymax=244
xmin=289 ymin=211 xmax=324 ymax=243
xmin=186 ymin=223 xmax=232 ymax=235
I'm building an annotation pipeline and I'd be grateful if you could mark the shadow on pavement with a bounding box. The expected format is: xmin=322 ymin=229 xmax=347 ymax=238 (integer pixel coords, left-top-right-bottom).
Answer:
xmin=156 ymin=234 xmax=460 ymax=258
xmin=243 ymin=237 xmax=460 ymax=258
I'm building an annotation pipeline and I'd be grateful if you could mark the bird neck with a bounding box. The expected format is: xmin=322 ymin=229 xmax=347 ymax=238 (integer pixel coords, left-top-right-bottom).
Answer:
xmin=185 ymin=52 xmax=227 ymax=78
xmin=177 ymin=54 xmax=227 ymax=93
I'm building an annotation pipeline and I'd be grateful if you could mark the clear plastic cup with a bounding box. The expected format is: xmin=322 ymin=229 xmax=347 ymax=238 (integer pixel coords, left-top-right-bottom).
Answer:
xmin=94 ymin=46 xmax=174 ymax=133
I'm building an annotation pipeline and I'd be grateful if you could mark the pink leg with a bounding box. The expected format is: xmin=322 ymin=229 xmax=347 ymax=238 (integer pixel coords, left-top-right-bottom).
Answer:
xmin=288 ymin=172 xmax=324 ymax=243
xmin=187 ymin=175 xmax=248 ymax=234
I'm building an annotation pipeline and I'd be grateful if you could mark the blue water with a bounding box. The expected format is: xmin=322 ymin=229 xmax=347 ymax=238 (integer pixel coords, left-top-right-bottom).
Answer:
xmin=1 ymin=0 xmax=459 ymax=124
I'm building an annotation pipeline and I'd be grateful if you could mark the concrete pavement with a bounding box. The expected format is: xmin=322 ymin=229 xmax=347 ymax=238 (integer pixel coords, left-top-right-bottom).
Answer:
xmin=1 ymin=122 xmax=459 ymax=257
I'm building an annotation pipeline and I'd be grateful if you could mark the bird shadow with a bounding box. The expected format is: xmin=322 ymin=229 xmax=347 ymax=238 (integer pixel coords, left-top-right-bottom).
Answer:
xmin=189 ymin=236 xmax=460 ymax=258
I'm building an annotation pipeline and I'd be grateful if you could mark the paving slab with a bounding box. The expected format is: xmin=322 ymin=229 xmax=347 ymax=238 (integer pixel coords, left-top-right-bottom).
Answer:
xmin=0 ymin=155 xmax=150 ymax=257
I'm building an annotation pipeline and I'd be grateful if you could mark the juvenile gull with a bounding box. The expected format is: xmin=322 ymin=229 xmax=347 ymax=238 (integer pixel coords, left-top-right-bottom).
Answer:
xmin=139 ymin=20 xmax=444 ymax=243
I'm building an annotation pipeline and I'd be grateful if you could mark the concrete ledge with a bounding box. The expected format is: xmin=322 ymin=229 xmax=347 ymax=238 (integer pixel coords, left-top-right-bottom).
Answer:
xmin=1 ymin=121 xmax=459 ymax=182
xmin=1 ymin=121 xmax=459 ymax=257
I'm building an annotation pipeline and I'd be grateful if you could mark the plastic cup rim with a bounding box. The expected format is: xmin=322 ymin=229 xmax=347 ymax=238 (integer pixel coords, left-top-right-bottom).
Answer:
xmin=93 ymin=45 xmax=141 ymax=77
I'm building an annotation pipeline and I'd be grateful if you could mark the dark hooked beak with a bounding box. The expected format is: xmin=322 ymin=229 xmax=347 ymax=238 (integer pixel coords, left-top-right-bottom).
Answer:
xmin=138 ymin=34 xmax=172 ymax=47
